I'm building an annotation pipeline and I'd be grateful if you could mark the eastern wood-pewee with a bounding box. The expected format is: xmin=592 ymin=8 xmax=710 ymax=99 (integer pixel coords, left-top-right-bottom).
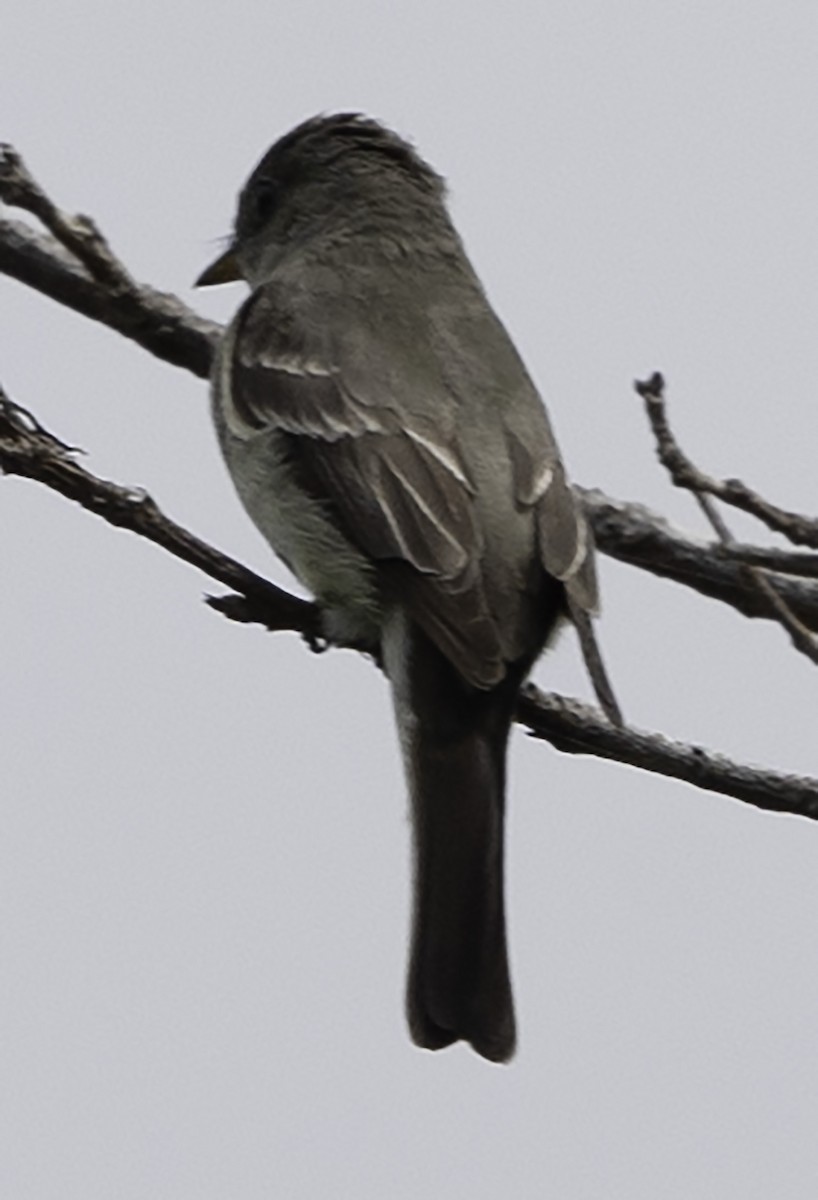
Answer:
xmin=196 ymin=114 xmax=599 ymax=1063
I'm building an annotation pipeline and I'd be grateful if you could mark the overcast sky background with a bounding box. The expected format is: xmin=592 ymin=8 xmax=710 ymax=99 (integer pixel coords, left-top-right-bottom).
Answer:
xmin=4 ymin=2 xmax=818 ymax=1197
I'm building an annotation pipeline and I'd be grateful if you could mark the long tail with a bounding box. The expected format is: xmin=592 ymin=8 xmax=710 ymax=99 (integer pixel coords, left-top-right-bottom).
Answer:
xmin=384 ymin=617 xmax=522 ymax=1064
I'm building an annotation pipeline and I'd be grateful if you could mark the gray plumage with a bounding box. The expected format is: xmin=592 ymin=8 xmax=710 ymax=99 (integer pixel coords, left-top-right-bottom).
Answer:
xmin=199 ymin=114 xmax=598 ymax=1062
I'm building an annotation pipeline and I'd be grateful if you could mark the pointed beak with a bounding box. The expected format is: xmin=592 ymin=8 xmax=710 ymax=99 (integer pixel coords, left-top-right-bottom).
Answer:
xmin=194 ymin=247 xmax=243 ymax=288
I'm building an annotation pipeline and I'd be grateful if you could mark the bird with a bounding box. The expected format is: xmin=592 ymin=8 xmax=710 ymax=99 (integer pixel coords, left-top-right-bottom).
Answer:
xmin=196 ymin=113 xmax=601 ymax=1063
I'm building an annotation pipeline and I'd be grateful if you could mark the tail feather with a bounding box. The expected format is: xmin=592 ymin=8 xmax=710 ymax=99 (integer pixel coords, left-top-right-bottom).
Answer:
xmin=384 ymin=616 xmax=524 ymax=1063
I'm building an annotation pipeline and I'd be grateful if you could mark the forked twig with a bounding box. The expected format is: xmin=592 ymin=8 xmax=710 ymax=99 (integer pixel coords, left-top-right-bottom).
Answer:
xmin=0 ymin=143 xmax=133 ymax=291
xmin=636 ymin=372 xmax=818 ymax=666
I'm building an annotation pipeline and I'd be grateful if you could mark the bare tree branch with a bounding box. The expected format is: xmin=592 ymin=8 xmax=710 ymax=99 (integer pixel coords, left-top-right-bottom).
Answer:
xmin=518 ymin=687 xmax=818 ymax=819
xmin=0 ymin=387 xmax=316 ymax=637
xmin=4 ymin=143 xmax=818 ymax=821
xmin=2 ymin=384 xmax=816 ymax=819
xmin=0 ymin=143 xmax=136 ymax=290
xmin=721 ymin=543 xmax=818 ymax=578
xmin=0 ymin=141 xmax=218 ymax=378
xmin=636 ymin=372 xmax=818 ymax=665
xmin=582 ymin=489 xmax=818 ymax=631
xmin=0 ymin=217 xmax=219 ymax=378
xmin=636 ymin=369 xmax=818 ymax=548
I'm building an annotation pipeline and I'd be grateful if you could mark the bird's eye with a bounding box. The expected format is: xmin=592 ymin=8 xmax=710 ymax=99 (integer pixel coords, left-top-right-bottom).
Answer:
xmin=250 ymin=179 xmax=278 ymax=228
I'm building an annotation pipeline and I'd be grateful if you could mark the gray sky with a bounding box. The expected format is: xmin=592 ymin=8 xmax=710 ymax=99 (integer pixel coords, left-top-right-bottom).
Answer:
xmin=4 ymin=2 xmax=818 ymax=1196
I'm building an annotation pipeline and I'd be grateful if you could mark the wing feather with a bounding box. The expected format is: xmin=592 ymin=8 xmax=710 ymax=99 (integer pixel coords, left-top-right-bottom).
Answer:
xmin=227 ymin=283 xmax=507 ymax=682
xmin=222 ymin=279 xmax=597 ymax=684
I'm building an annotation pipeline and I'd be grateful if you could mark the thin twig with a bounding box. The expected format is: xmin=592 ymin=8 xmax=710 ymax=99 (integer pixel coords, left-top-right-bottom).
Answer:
xmin=635 ymin=370 xmax=818 ymax=548
xmin=0 ymin=143 xmax=133 ymax=291
xmin=636 ymin=373 xmax=818 ymax=665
